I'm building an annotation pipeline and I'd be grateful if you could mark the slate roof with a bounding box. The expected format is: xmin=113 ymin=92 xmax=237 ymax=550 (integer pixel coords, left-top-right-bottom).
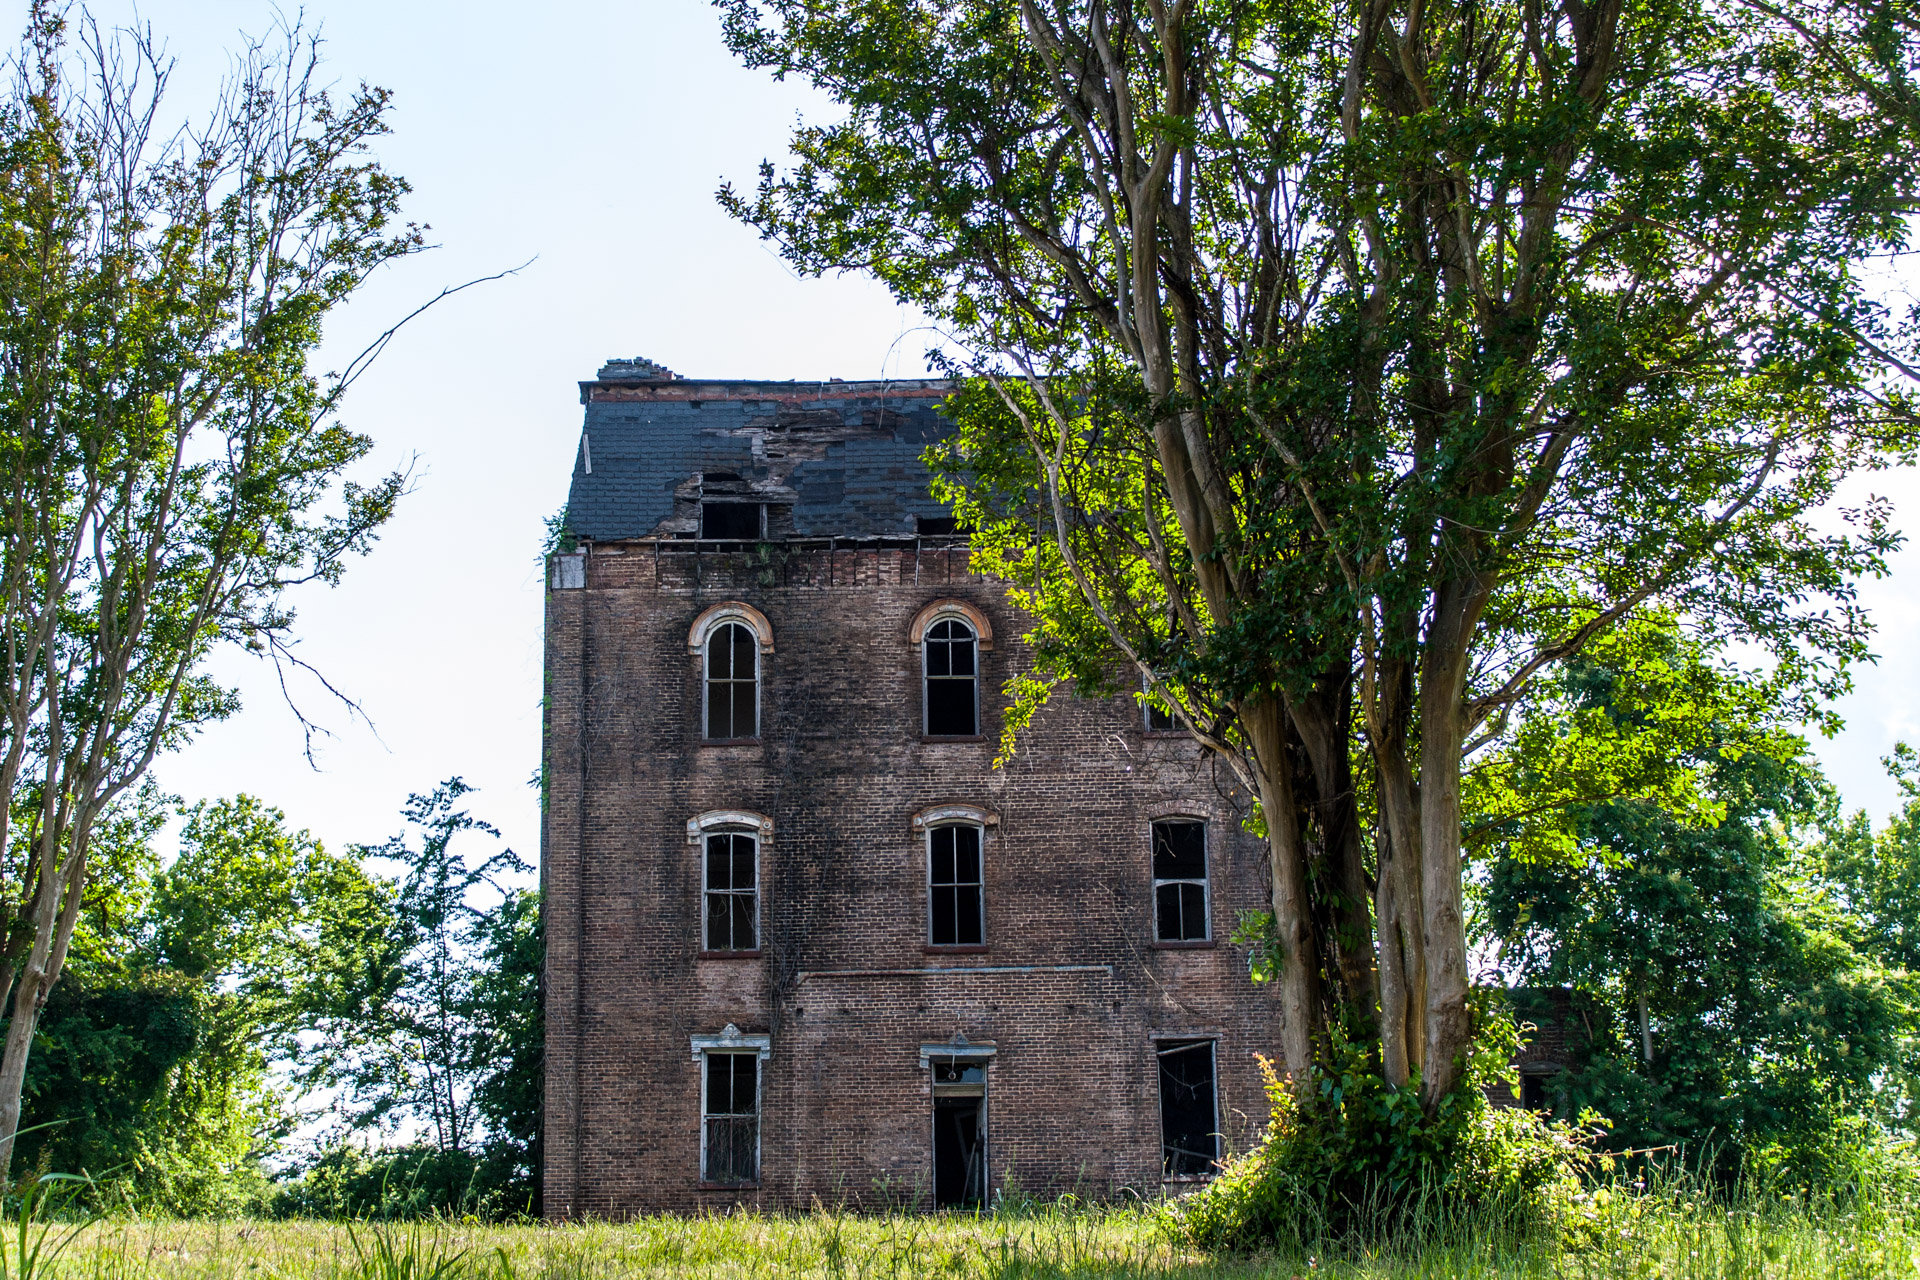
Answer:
xmin=564 ymin=361 xmax=958 ymax=542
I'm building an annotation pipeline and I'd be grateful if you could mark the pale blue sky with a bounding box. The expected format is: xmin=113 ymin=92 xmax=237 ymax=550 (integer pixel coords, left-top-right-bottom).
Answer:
xmin=14 ymin=0 xmax=1919 ymax=868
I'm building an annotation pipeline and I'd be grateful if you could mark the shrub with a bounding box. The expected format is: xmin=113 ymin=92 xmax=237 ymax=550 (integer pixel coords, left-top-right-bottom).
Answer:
xmin=1171 ymin=1006 xmax=1593 ymax=1250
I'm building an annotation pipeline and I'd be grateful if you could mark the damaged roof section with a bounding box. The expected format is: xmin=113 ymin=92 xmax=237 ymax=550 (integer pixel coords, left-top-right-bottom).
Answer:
xmin=566 ymin=359 xmax=957 ymax=542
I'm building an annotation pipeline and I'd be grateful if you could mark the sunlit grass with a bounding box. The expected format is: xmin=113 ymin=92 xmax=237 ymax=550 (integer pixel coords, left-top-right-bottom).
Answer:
xmin=46 ymin=1183 xmax=1920 ymax=1280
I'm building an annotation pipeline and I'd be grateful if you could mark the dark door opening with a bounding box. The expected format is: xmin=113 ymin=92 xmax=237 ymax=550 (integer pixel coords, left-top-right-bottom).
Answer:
xmin=931 ymin=1056 xmax=987 ymax=1207
xmin=1157 ymin=1039 xmax=1218 ymax=1177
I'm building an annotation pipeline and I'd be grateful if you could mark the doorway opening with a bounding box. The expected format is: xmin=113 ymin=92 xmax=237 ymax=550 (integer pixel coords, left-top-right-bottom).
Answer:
xmin=930 ymin=1055 xmax=987 ymax=1207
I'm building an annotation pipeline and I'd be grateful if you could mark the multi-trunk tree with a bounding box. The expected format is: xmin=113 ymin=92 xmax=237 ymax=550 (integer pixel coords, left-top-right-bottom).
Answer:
xmin=721 ymin=0 xmax=1920 ymax=1115
xmin=0 ymin=5 xmax=418 ymax=1176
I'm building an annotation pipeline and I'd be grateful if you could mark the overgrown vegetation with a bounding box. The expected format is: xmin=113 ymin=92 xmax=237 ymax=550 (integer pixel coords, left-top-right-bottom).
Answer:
xmin=38 ymin=1170 xmax=1920 ymax=1279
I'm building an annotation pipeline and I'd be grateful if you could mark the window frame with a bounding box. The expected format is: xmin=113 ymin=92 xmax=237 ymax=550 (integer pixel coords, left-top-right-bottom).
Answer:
xmin=1141 ymin=676 xmax=1178 ymax=733
xmin=1150 ymin=818 xmax=1212 ymax=946
xmin=700 ymin=827 xmax=760 ymax=956
xmin=925 ymin=820 xmax=988 ymax=950
xmin=921 ymin=617 xmax=980 ymax=738
xmin=691 ymin=1025 xmax=770 ymax=1189
xmin=687 ymin=811 xmax=773 ymax=960
xmin=702 ymin=620 xmax=760 ymax=742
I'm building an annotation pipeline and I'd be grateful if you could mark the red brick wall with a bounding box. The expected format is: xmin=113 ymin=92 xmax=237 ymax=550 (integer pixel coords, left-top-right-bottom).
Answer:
xmin=542 ymin=544 xmax=1286 ymax=1215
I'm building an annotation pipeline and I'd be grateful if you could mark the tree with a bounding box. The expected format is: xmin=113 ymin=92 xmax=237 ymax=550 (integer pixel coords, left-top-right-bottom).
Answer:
xmin=1482 ymin=653 xmax=1915 ymax=1181
xmin=325 ymin=780 xmax=528 ymax=1157
xmin=18 ymin=792 xmax=393 ymax=1212
xmin=0 ymin=6 xmax=419 ymax=1173
xmin=720 ymin=0 xmax=1919 ymax=1118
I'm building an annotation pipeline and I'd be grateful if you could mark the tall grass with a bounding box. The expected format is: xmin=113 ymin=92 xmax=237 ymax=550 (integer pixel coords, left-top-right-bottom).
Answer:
xmin=45 ymin=1170 xmax=1920 ymax=1280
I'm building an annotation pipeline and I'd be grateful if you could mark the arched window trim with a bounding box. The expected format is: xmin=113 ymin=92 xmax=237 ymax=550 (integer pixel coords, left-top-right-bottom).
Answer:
xmin=911 ymin=803 xmax=1000 ymax=831
xmin=686 ymin=809 xmax=774 ymax=843
xmin=687 ymin=601 xmax=775 ymax=655
xmin=907 ymin=599 xmax=993 ymax=651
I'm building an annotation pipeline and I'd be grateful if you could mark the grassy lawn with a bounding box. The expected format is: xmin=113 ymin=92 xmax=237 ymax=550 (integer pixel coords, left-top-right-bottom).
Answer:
xmin=45 ymin=1190 xmax=1920 ymax=1280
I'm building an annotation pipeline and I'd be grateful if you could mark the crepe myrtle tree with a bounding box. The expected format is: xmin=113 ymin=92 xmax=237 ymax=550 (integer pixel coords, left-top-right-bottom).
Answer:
xmin=0 ymin=5 xmax=422 ymax=1177
xmin=719 ymin=0 xmax=1920 ymax=1111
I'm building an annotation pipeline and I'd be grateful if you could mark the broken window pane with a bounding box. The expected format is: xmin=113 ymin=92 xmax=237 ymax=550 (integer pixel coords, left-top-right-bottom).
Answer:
xmin=704 ymin=832 xmax=758 ymax=951
xmin=702 ymin=502 xmax=762 ymax=539
xmin=929 ymin=824 xmax=985 ymax=946
xmin=1157 ymin=1040 xmax=1218 ymax=1178
xmin=923 ymin=618 xmax=978 ymax=735
xmin=705 ymin=622 xmax=757 ymax=739
xmin=702 ymin=1051 xmax=759 ymax=1184
xmin=1152 ymin=821 xmax=1209 ymax=942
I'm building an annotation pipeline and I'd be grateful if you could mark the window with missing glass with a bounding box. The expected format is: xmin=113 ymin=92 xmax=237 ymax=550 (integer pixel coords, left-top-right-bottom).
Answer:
xmin=704 ymin=621 xmax=758 ymax=740
xmin=704 ymin=832 xmax=758 ymax=953
xmin=928 ymin=823 xmax=985 ymax=947
xmin=1152 ymin=820 xmax=1209 ymax=943
xmin=923 ymin=618 xmax=978 ymax=736
xmin=1157 ymin=1039 xmax=1218 ymax=1178
xmin=701 ymin=1051 xmax=759 ymax=1184
xmin=701 ymin=502 xmax=763 ymax=539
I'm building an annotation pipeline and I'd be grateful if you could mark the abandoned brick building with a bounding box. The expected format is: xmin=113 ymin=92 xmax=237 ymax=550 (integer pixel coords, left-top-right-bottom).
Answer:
xmin=541 ymin=357 xmax=1286 ymax=1217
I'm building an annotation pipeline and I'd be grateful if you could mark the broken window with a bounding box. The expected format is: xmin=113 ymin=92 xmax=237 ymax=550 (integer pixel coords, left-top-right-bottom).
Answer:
xmin=705 ymin=622 xmax=757 ymax=740
xmin=916 ymin=515 xmax=960 ymax=536
xmin=701 ymin=1050 xmax=759 ymax=1184
xmin=930 ymin=1055 xmax=988 ymax=1206
xmin=702 ymin=501 xmax=763 ymax=539
xmin=704 ymin=832 xmax=758 ymax=952
xmin=1152 ymin=821 xmax=1209 ymax=942
xmin=928 ymin=823 xmax=985 ymax=947
xmin=1157 ymin=1040 xmax=1218 ymax=1178
xmin=923 ymin=618 xmax=977 ymax=736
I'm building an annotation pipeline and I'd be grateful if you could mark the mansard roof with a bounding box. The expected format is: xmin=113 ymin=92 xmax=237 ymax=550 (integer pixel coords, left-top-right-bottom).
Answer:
xmin=565 ymin=359 xmax=956 ymax=542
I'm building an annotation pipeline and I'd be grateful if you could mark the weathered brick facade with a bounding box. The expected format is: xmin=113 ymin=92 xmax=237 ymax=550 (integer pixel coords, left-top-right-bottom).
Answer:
xmin=542 ymin=363 xmax=1285 ymax=1216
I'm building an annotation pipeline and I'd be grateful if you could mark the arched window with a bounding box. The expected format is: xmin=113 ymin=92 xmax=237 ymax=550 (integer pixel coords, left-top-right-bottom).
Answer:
xmin=923 ymin=619 xmax=978 ymax=736
xmin=706 ymin=622 xmax=758 ymax=740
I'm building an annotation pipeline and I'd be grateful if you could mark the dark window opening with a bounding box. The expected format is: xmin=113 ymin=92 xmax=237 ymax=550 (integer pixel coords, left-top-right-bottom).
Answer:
xmin=1158 ymin=1040 xmax=1218 ymax=1178
xmin=702 ymin=502 xmax=763 ymax=539
xmin=1144 ymin=695 xmax=1177 ymax=732
xmin=931 ymin=1056 xmax=987 ymax=1207
xmin=1520 ymin=1072 xmax=1548 ymax=1112
xmin=929 ymin=824 xmax=985 ymax=946
xmin=704 ymin=832 xmax=758 ymax=952
xmin=924 ymin=618 xmax=978 ymax=736
xmin=702 ymin=1051 xmax=759 ymax=1184
xmin=705 ymin=622 xmax=757 ymax=740
xmin=917 ymin=516 xmax=969 ymax=536
xmin=1152 ymin=821 xmax=1209 ymax=942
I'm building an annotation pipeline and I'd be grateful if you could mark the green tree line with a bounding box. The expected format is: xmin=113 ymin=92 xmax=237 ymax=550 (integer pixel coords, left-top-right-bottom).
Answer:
xmin=14 ymin=781 xmax=541 ymax=1218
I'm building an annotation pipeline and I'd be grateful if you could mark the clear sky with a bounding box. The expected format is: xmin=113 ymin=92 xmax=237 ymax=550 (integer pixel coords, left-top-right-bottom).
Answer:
xmin=11 ymin=0 xmax=1919 ymax=869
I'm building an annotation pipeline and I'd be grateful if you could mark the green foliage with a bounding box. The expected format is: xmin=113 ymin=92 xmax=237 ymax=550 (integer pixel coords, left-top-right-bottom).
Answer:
xmin=322 ymin=780 xmax=530 ymax=1158
xmin=1481 ymin=645 xmax=1917 ymax=1184
xmin=271 ymin=1146 xmax=531 ymax=1222
xmin=1172 ymin=1013 xmax=1593 ymax=1250
xmin=0 ymin=3 xmax=418 ymax=1178
xmin=6 ymin=793 xmax=395 ymax=1214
